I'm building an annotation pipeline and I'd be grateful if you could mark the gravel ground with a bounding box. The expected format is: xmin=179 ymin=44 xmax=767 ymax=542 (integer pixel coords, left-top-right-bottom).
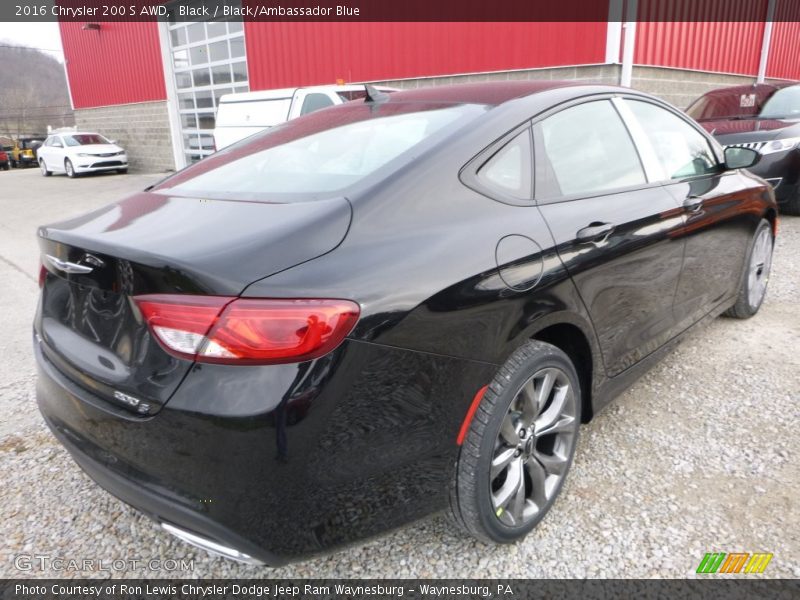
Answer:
xmin=0 ymin=168 xmax=798 ymax=579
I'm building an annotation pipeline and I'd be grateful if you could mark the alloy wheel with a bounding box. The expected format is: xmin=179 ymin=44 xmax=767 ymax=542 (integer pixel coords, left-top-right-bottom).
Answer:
xmin=65 ymin=160 xmax=74 ymax=177
xmin=490 ymin=367 xmax=577 ymax=527
xmin=747 ymin=227 xmax=772 ymax=310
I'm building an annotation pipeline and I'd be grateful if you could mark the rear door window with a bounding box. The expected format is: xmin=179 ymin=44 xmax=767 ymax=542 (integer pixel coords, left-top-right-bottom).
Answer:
xmin=537 ymin=100 xmax=646 ymax=198
xmin=625 ymin=99 xmax=719 ymax=180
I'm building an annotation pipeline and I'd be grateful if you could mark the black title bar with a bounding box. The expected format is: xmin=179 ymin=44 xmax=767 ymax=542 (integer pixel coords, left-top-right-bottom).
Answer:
xmin=4 ymin=0 xmax=800 ymax=22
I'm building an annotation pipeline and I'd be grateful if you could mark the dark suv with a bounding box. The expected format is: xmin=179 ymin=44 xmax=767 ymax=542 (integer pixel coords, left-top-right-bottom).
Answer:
xmin=687 ymin=83 xmax=800 ymax=215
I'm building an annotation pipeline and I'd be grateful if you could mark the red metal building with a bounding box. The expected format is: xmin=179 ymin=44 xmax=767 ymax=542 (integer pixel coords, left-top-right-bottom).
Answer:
xmin=58 ymin=0 xmax=800 ymax=171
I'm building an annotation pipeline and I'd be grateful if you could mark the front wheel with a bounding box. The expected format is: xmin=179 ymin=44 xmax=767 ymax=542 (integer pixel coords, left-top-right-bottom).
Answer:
xmin=40 ymin=159 xmax=51 ymax=177
xmin=449 ymin=340 xmax=581 ymax=543
xmin=65 ymin=158 xmax=76 ymax=178
xmin=725 ymin=218 xmax=773 ymax=319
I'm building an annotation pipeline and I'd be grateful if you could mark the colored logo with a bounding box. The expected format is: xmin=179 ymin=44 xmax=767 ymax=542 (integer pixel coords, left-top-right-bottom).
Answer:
xmin=696 ymin=552 xmax=773 ymax=574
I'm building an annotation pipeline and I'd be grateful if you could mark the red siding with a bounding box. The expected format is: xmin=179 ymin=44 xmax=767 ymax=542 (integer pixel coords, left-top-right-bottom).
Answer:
xmin=767 ymin=0 xmax=800 ymax=80
xmin=61 ymin=21 xmax=166 ymax=109
xmin=635 ymin=0 xmax=767 ymax=76
xmin=243 ymin=22 xmax=608 ymax=90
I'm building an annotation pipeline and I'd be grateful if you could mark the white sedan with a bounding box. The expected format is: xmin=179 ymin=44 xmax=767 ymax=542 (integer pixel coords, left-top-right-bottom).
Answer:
xmin=37 ymin=132 xmax=128 ymax=178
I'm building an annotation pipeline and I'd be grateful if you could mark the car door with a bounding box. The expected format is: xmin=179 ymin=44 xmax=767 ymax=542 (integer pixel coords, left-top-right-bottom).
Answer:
xmin=39 ymin=136 xmax=58 ymax=169
xmin=621 ymin=98 xmax=759 ymax=330
xmin=49 ymin=136 xmax=67 ymax=171
xmin=38 ymin=136 xmax=53 ymax=166
xmin=534 ymin=98 xmax=686 ymax=377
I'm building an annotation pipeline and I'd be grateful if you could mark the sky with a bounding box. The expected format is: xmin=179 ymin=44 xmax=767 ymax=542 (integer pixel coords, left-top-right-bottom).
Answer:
xmin=0 ymin=22 xmax=64 ymax=62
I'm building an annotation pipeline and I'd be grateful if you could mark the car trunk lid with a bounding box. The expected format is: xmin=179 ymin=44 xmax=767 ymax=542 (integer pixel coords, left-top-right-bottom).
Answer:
xmin=35 ymin=192 xmax=352 ymax=415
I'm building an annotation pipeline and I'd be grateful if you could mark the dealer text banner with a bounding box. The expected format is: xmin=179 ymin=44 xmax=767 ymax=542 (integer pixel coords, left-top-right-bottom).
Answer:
xmin=2 ymin=579 xmax=799 ymax=599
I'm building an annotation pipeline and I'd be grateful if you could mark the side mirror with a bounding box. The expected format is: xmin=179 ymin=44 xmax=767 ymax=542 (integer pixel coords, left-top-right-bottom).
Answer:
xmin=724 ymin=146 xmax=760 ymax=170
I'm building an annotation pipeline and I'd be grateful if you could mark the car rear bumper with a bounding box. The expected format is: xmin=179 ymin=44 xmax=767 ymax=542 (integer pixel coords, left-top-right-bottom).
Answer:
xmin=34 ymin=331 xmax=495 ymax=564
xmin=41 ymin=409 xmax=276 ymax=565
xmin=35 ymin=336 xmax=283 ymax=565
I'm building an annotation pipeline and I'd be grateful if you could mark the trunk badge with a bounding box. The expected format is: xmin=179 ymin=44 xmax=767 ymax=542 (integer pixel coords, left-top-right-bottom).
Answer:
xmin=44 ymin=254 xmax=94 ymax=274
xmin=82 ymin=253 xmax=105 ymax=268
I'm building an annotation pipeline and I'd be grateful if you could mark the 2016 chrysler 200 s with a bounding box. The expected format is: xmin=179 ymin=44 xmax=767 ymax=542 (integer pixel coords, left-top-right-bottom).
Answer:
xmin=35 ymin=82 xmax=776 ymax=565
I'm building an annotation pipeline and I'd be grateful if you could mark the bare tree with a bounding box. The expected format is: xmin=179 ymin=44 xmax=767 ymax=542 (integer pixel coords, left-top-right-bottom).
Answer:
xmin=0 ymin=42 xmax=74 ymax=138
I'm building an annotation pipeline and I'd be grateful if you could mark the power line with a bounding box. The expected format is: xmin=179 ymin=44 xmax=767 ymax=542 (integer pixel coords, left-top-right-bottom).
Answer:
xmin=0 ymin=44 xmax=63 ymax=53
xmin=0 ymin=105 xmax=73 ymax=110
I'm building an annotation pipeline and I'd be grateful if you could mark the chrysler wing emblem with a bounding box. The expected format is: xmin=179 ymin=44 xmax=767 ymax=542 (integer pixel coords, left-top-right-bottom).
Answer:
xmin=45 ymin=254 xmax=94 ymax=274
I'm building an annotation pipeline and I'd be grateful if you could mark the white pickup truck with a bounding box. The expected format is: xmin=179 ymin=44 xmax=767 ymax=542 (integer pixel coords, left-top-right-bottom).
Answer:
xmin=213 ymin=84 xmax=397 ymax=150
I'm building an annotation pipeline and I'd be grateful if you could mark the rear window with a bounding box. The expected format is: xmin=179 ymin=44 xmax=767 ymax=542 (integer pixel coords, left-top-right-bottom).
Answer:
xmin=216 ymin=98 xmax=292 ymax=127
xmin=686 ymin=87 xmax=784 ymax=121
xmin=156 ymin=102 xmax=487 ymax=199
xmin=336 ymin=89 xmax=394 ymax=102
xmin=759 ymin=86 xmax=800 ymax=119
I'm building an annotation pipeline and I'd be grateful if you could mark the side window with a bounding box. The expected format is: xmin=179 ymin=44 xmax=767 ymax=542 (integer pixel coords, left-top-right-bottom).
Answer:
xmin=43 ymin=137 xmax=53 ymax=147
xmin=300 ymin=93 xmax=335 ymax=116
xmin=538 ymin=100 xmax=646 ymax=197
xmin=625 ymin=99 xmax=719 ymax=180
xmin=476 ymin=129 xmax=532 ymax=200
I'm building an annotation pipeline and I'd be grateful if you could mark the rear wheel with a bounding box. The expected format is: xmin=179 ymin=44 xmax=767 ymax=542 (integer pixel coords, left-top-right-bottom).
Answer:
xmin=449 ymin=340 xmax=581 ymax=543
xmin=725 ymin=219 xmax=773 ymax=319
xmin=40 ymin=159 xmax=51 ymax=177
xmin=65 ymin=158 xmax=76 ymax=178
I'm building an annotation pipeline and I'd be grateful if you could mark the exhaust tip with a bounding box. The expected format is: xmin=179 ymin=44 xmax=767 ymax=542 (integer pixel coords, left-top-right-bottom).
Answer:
xmin=161 ymin=522 xmax=264 ymax=565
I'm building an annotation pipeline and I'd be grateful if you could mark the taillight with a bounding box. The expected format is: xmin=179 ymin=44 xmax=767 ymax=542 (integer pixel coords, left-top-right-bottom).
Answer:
xmin=134 ymin=295 xmax=360 ymax=365
xmin=38 ymin=263 xmax=47 ymax=288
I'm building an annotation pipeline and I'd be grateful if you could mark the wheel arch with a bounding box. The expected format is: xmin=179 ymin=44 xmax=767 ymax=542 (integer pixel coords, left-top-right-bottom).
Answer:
xmin=526 ymin=317 xmax=600 ymax=423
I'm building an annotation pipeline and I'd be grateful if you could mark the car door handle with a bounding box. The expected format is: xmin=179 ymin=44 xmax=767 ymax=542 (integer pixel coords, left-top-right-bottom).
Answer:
xmin=576 ymin=222 xmax=615 ymax=243
xmin=683 ymin=196 xmax=704 ymax=213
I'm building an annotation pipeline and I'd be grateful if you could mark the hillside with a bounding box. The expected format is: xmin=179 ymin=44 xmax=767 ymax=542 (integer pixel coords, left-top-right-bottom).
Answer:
xmin=0 ymin=43 xmax=74 ymax=138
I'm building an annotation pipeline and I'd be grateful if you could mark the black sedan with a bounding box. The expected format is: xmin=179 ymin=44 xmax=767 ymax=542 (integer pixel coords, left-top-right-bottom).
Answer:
xmin=34 ymin=82 xmax=776 ymax=565
xmin=687 ymin=82 xmax=800 ymax=215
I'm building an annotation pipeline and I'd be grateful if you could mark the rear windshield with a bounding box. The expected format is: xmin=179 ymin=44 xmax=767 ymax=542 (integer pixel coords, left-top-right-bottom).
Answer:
xmin=759 ymin=86 xmax=800 ymax=119
xmin=216 ymin=98 xmax=292 ymax=127
xmin=155 ymin=102 xmax=487 ymax=199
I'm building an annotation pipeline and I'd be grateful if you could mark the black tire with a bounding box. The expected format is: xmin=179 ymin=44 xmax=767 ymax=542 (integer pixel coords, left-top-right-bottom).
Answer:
xmin=449 ymin=340 xmax=582 ymax=544
xmin=1 ymin=163 xmax=8 ymax=171
xmin=117 ymin=168 xmax=128 ymax=175
xmin=724 ymin=218 xmax=773 ymax=319
xmin=39 ymin=159 xmax=51 ymax=177
xmin=65 ymin=158 xmax=76 ymax=178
